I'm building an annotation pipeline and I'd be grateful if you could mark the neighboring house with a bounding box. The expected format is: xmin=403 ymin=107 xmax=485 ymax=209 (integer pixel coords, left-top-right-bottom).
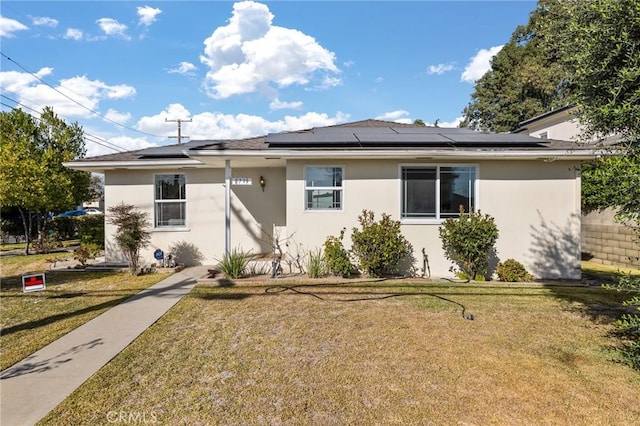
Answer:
xmin=65 ymin=119 xmax=601 ymax=279
xmin=517 ymin=108 xmax=639 ymax=269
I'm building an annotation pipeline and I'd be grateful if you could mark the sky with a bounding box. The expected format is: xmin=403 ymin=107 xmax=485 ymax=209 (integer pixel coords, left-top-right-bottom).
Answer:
xmin=0 ymin=1 xmax=537 ymax=157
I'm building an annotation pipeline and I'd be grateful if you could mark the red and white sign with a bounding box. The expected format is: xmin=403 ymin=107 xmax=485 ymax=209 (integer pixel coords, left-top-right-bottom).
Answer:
xmin=22 ymin=273 xmax=46 ymax=293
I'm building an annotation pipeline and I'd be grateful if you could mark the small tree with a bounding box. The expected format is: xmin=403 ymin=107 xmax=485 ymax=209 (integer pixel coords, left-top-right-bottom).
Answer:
xmin=439 ymin=206 xmax=499 ymax=280
xmin=107 ymin=204 xmax=151 ymax=275
xmin=351 ymin=210 xmax=412 ymax=277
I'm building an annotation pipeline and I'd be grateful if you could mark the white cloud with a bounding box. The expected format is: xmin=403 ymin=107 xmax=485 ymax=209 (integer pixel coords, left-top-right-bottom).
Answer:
xmin=96 ymin=18 xmax=130 ymax=40
xmin=199 ymin=0 xmax=340 ymax=99
xmin=137 ymin=6 xmax=162 ymax=26
xmin=427 ymin=63 xmax=455 ymax=75
xmin=375 ymin=76 xmax=384 ymax=83
xmin=343 ymin=60 xmax=355 ymax=68
xmin=0 ymin=16 xmax=28 ymax=38
xmin=64 ymin=28 xmax=83 ymax=40
xmin=375 ymin=110 xmax=410 ymax=122
xmin=0 ymin=69 xmax=136 ymax=119
xmin=269 ymin=98 xmax=303 ymax=110
xmin=168 ymin=62 xmax=197 ymax=75
xmin=135 ymin=103 xmax=348 ymax=142
xmin=104 ymin=109 xmax=131 ymax=124
xmin=461 ymin=45 xmax=503 ymax=83
xmin=87 ymin=135 xmax=155 ymax=158
xmin=32 ymin=16 xmax=58 ymax=27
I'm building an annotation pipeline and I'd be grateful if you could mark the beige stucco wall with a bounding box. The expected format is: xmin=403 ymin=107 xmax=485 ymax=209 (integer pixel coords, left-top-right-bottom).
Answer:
xmin=104 ymin=167 xmax=285 ymax=266
xmin=284 ymin=159 xmax=582 ymax=279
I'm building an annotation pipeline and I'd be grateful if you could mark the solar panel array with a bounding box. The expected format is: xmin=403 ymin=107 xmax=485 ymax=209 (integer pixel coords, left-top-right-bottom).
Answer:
xmin=266 ymin=126 xmax=545 ymax=147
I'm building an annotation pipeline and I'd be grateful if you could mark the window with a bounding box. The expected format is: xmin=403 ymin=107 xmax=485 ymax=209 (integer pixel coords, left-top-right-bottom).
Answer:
xmin=305 ymin=166 xmax=343 ymax=210
xmin=154 ymin=174 xmax=186 ymax=227
xmin=401 ymin=166 xmax=476 ymax=220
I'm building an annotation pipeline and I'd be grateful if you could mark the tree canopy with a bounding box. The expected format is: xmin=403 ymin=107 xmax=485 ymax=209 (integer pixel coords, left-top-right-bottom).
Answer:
xmin=0 ymin=107 xmax=91 ymax=252
xmin=460 ymin=4 xmax=572 ymax=132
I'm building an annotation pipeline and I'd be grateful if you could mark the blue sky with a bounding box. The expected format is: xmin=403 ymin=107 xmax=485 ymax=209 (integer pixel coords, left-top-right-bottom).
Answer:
xmin=0 ymin=1 xmax=536 ymax=157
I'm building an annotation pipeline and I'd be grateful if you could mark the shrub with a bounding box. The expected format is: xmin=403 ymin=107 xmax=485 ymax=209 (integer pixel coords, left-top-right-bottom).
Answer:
xmin=496 ymin=259 xmax=534 ymax=282
xmin=74 ymin=243 xmax=101 ymax=266
xmin=77 ymin=214 xmax=105 ymax=248
xmin=48 ymin=216 xmax=76 ymax=240
xmin=604 ymin=274 xmax=640 ymax=370
xmin=217 ymin=247 xmax=251 ymax=279
xmin=306 ymin=248 xmax=327 ymax=278
xmin=439 ymin=206 xmax=499 ymax=280
xmin=351 ymin=210 xmax=412 ymax=277
xmin=323 ymin=229 xmax=353 ymax=277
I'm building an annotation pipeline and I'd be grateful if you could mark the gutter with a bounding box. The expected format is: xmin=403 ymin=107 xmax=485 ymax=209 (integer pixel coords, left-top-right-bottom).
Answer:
xmin=187 ymin=148 xmax=605 ymax=161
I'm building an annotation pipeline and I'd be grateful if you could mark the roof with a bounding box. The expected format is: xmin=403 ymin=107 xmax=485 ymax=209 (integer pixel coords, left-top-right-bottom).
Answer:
xmin=66 ymin=119 xmax=600 ymax=171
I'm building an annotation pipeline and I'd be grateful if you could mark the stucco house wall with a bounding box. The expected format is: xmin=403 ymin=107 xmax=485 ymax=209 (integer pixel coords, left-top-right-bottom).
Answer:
xmin=284 ymin=159 xmax=582 ymax=279
xmin=104 ymin=167 xmax=286 ymax=266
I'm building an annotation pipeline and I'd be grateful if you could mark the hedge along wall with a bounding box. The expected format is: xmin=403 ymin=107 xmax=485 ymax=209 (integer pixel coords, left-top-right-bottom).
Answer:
xmin=581 ymin=208 xmax=640 ymax=269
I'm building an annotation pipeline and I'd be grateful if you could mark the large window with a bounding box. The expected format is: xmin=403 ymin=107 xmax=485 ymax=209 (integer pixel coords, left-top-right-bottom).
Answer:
xmin=401 ymin=165 xmax=476 ymax=220
xmin=155 ymin=174 xmax=186 ymax=227
xmin=305 ymin=166 xmax=343 ymax=210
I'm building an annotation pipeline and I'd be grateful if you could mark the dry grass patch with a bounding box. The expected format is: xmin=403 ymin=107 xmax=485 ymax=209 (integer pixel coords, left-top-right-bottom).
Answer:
xmin=43 ymin=281 xmax=640 ymax=425
xmin=0 ymin=270 xmax=170 ymax=370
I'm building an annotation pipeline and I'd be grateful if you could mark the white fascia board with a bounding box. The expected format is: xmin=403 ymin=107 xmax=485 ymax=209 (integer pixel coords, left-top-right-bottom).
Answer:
xmin=188 ymin=148 xmax=603 ymax=161
xmin=63 ymin=158 xmax=205 ymax=172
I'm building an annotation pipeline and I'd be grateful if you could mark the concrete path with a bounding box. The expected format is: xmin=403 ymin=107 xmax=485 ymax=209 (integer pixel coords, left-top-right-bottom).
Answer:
xmin=1 ymin=265 xmax=210 ymax=426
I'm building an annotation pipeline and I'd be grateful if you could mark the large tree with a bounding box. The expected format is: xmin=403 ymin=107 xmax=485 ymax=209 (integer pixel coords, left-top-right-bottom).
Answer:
xmin=539 ymin=0 xmax=640 ymax=221
xmin=0 ymin=107 xmax=91 ymax=254
xmin=461 ymin=5 xmax=572 ymax=132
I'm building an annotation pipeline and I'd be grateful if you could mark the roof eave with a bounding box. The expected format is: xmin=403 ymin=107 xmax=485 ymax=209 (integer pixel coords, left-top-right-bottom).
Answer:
xmin=63 ymin=158 xmax=206 ymax=173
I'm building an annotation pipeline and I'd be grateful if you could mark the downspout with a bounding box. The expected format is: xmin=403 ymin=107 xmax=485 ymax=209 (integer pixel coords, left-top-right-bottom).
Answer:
xmin=225 ymin=160 xmax=231 ymax=255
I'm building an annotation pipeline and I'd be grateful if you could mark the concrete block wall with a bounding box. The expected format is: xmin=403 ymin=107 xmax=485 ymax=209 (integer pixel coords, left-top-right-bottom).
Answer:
xmin=582 ymin=208 xmax=640 ymax=269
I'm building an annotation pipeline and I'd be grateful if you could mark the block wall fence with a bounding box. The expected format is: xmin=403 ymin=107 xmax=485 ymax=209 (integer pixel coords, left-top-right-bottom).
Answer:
xmin=582 ymin=208 xmax=640 ymax=269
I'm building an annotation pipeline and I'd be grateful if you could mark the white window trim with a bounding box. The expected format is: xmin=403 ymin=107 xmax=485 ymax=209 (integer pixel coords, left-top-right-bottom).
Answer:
xmin=398 ymin=163 xmax=479 ymax=224
xmin=153 ymin=173 xmax=187 ymax=229
xmin=303 ymin=164 xmax=345 ymax=212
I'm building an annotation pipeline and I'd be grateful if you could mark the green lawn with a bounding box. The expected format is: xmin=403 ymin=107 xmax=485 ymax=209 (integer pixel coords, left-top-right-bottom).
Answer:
xmin=41 ymin=279 xmax=640 ymax=425
xmin=0 ymin=255 xmax=170 ymax=371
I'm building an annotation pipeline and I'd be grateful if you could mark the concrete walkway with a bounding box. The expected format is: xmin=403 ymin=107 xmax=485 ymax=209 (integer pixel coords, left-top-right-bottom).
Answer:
xmin=1 ymin=265 xmax=210 ymax=426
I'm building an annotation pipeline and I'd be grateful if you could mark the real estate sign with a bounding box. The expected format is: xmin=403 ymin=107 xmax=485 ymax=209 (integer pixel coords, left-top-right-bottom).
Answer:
xmin=22 ymin=273 xmax=46 ymax=293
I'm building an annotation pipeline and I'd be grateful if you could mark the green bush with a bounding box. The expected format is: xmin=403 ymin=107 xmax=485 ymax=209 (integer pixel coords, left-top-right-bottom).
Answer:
xmin=604 ymin=274 xmax=640 ymax=370
xmin=77 ymin=214 xmax=105 ymax=248
xmin=495 ymin=259 xmax=534 ymax=282
xmin=306 ymin=248 xmax=327 ymax=278
xmin=323 ymin=229 xmax=354 ymax=277
xmin=351 ymin=210 xmax=412 ymax=277
xmin=216 ymin=247 xmax=251 ymax=279
xmin=48 ymin=216 xmax=76 ymax=240
xmin=439 ymin=206 xmax=499 ymax=280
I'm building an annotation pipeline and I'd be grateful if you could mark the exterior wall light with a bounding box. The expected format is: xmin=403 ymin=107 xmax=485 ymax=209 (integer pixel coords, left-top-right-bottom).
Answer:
xmin=259 ymin=176 xmax=266 ymax=191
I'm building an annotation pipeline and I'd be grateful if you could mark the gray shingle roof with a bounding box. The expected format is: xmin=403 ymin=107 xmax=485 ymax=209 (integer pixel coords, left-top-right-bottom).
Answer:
xmin=74 ymin=119 xmax=588 ymax=164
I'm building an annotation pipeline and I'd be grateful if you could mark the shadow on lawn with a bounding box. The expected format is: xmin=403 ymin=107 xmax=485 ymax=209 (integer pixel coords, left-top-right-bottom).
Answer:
xmin=543 ymin=285 xmax=634 ymax=324
xmin=0 ymin=297 xmax=130 ymax=337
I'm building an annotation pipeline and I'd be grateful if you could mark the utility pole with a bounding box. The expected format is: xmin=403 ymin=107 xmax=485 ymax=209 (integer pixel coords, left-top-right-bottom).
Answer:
xmin=166 ymin=118 xmax=192 ymax=144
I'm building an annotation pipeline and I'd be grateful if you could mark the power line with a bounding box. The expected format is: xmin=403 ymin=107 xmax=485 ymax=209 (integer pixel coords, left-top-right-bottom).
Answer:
xmin=0 ymin=99 xmax=126 ymax=153
xmin=0 ymin=51 xmax=165 ymax=139
xmin=1 ymin=94 xmax=126 ymax=153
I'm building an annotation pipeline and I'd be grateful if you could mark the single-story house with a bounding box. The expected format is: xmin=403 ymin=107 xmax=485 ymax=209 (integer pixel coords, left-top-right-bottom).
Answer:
xmin=65 ymin=119 xmax=602 ymax=279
